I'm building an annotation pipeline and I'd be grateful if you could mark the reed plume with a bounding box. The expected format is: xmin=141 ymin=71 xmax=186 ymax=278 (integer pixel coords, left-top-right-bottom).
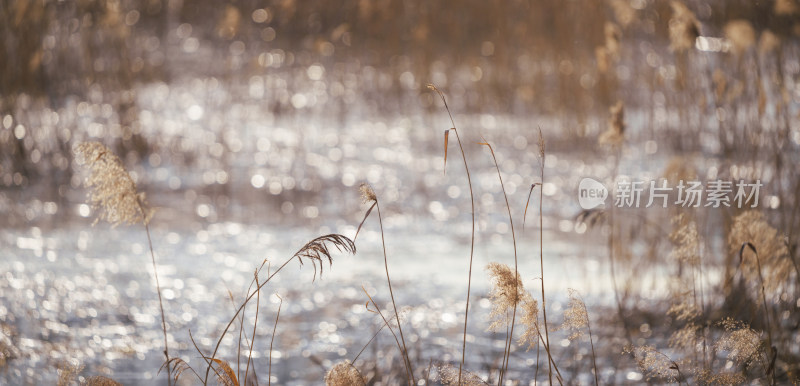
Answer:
xmin=435 ymin=364 xmax=487 ymax=385
xmin=325 ymin=361 xmax=366 ymax=386
xmin=668 ymin=1 xmax=700 ymax=53
xmin=57 ymin=361 xmax=84 ymax=386
xmin=74 ymin=142 xmax=152 ymax=227
xmin=517 ymin=295 xmax=539 ymax=351
xmin=485 ymin=262 xmax=525 ymax=333
xmin=624 ymin=345 xmax=683 ymax=383
xmin=724 ymin=20 xmax=756 ymax=56
xmin=559 ymin=289 xmax=599 ymax=385
xmin=599 ymin=101 xmax=625 ymax=147
xmin=84 ymin=376 xmax=123 ymax=386
xmin=716 ymin=318 xmax=762 ymax=366
xmin=728 ymin=211 xmax=791 ymax=294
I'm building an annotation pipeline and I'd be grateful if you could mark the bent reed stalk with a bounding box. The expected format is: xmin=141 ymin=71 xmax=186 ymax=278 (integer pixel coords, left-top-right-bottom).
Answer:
xmin=428 ymin=84 xmax=476 ymax=386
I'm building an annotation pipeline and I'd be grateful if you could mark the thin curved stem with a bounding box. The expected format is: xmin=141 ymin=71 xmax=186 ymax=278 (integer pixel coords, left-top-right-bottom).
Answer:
xmin=143 ymin=219 xmax=171 ymax=386
xmin=376 ymin=201 xmax=415 ymax=384
xmin=429 ymin=85 xmax=476 ymax=386
xmin=479 ymin=139 xmax=519 ymax=385
xmin=268 ymin=295 xmax=282 ymax=386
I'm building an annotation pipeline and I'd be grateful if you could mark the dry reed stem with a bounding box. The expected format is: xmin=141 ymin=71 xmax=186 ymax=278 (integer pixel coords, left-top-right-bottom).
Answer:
xmin=535 ymin=127 xmax=554 ymax=385
xmin=428 ymin=83 xmax=476 ymax=386
xmin=268 ymin=294 xmax=282 ymax=386
xmin=738 ymin=242 xmax=776 ymax=383
xmin=362 ymin=286 xmax=413 ymax=382
xmin=244 ymin=270 xmax=262 ymax=386
xmin=370 ymin=187 xmax=414 ymax=384
xmin=478 ymin=138 xmax=520 ymax=384
xmin=203 ymin=234 xmax=355 ymax=384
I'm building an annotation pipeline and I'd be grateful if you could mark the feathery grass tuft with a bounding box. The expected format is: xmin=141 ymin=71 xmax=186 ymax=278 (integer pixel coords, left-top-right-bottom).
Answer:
xmin=74 ymin=142 xmax=153 ymax=227
xmin=435 ymin=364 xmax=487 ymax=385
xmin=624 ymin=345 xmax=683 ymax=383
xmin=716 ymin=318 xmax=763 ymax=366
xmin=293 ymin=234 xmax=356 ymax=281
xmin=325 ymin=361 xmax=367 ymax=386
xmin=84 ymin=376 xmax=123 ymax=386
xmin=485 ymin=262 xmax=525 ymax=333
xmin=517 ymin=295 xmax=540 ymax=351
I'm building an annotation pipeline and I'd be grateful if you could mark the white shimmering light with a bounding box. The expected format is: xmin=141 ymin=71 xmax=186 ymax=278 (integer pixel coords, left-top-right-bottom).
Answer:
xmin=187 ymin=105 xmax=204 ymax=120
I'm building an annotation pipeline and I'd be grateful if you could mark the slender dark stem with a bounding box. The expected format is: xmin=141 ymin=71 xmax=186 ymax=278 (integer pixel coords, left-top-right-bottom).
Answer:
xmin=189 ymin=330 xmax=224 ymax=382
xmin=375 ymin=201 xmax=415 ymax=385
xmin=268 ymin=295 xmax=282 ymax=386
xmin=204 ymin=256 xmax=295 ymax=384
xmin=583 ymin=301 xmax=599 ymax=386
xmin=537 ymin=331 xmax=563 ymax=385
xmin=353 ymin=324 xmax=386 ymax=363
xmin=429 ymin=85 xmax=476 ymax=385
xmin=534 ymin=337 xmax=540 ymax=384
xmin=244 ymin=272 xmax=261 ymax=386
xmin=480 ymin=139 xmax=519 ymax=385
xmin=742 ymin=243 xmax=775 ymax=384
xmin=537 ymin=133 xmax=553 ymax=386
xmin=143 ymin=219 xmax=171 ymax=386
xmin=363 ymin=286 xmax=413 ymax=382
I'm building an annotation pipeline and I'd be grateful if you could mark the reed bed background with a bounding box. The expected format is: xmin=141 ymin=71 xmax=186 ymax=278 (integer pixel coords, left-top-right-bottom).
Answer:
xmin=1 ymin=0 xmax=800 ymax=384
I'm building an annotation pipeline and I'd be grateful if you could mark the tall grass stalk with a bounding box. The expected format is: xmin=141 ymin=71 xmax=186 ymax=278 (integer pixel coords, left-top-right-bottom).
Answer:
xmin=142 ymin=217 xmax=172 ymax=386
xmin=478 ymin=138 xmax=519 ymax=384
xmin=428 ymin=84 xmax=476 ymax=385
xmin=536 ymin=128 xmax=553 ymax=384
xmin=244 ymin=270 xmax=262 ymax=386
xmin=357 ymin=183 xmax=415 ymax=384
xmin=739 ymin=242 xmax=776 ymax=384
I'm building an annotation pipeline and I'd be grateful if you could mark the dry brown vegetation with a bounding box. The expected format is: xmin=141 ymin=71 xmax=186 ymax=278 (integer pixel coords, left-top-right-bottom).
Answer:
xmin=2 ymin=0 xmax=800 ymax=385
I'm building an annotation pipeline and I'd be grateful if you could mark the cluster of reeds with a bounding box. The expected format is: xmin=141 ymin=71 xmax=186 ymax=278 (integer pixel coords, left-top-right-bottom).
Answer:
xmin=65 ymin=73 xmax=800 ymax=385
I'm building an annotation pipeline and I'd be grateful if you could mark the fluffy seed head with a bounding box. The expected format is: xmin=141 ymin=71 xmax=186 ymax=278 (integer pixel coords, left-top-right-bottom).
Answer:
xmin=670 ymin=215 xmax=701 ymax=266
xmin=325 ymin=361 xmax=366 ymax=386
xmin=599 ymin=101 xmax=625 ymax=146
xmin=559 ymin=288 xmax=589 ymax=340
xmin=74 ymin=142 xmax=153 ymax=227
xmin=485 ymin=262 xmax=525 ymax=332
xmin=435 ymin=364 xmax=486 ymax=385
xmin=724 ymin=20 xmax=756 ymax=55
xmin=624 ymin=345 xmax=681 ymax=382
xmin=517 ymin=294 xmax=540 ymax=350
xmin=359 ymin=183 xmax=377 ymax=203
xmin=728 ymin=211 xmax=791 ymax=294
xmin=716 ymin=318 xmax=762 ymax=365
xmin=669 ymin=1 xmax=700 ymax=52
